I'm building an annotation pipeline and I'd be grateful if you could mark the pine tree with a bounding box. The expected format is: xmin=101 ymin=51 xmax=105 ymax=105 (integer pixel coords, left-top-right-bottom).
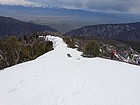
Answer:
xmin=84 ymin=40 xmax=100 ymax=57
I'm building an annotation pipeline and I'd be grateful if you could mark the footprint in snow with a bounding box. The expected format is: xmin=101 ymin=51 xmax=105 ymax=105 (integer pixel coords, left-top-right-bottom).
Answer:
xmin=73 ymin=70 xmax=91 ymax=96
xmin=19 ymin=80 xmax=25 ymax=84
xmin=56 ymin=96 xmax=66 ymax=105
xmin=8 ymin=87 xmax=18 ymax=94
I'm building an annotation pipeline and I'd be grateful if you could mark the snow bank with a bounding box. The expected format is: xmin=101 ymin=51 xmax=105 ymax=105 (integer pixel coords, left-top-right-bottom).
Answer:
xmin=0 ymin=35 xmax=140 ymax=105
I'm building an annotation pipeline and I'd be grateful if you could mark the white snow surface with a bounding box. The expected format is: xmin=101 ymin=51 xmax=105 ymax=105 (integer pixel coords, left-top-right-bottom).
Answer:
xmin=0 ymin=35 xmax=140 ymax=105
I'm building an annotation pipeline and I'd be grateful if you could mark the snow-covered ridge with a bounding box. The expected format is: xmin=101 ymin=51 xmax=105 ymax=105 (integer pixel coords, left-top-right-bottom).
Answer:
xmin=0 ymin=2 xmax=59 ymax=8
xmin=46 ymin=35 xmax=67 ymax=48
xmin=0 ymin=35 xmax=140 ymax=105
xmin=37 ymin=35 xmax=82 ymax=61
xmin=0 ymin=1 xmax=35 ymax=7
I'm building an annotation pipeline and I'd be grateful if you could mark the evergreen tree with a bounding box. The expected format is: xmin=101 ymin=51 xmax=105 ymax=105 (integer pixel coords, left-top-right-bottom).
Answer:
xmin=84 ymin=40 xmax=100 ymax=57
xmin=0 ymin=35 xmax=53 ymax=70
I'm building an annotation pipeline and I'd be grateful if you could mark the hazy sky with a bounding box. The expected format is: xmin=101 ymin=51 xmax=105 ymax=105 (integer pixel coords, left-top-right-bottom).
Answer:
xmin=0 ymin=0 xmax=140 ymax=14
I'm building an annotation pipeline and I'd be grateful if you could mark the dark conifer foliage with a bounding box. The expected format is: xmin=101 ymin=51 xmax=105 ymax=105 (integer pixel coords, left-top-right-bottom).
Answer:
xmin=0 ymin=34 xmax=53 ymax=70
xmin=84 ymin=40 xmax=101 ymax=57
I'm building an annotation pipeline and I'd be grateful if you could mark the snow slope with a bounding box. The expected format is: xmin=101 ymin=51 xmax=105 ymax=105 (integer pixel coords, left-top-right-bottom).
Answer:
xmin=0 ymin=35 xmax=140 ymax=105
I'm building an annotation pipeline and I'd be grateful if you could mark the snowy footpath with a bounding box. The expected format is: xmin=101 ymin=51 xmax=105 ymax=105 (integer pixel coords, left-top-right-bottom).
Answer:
xmin=0 ymin=35 xmax=140 ymax=105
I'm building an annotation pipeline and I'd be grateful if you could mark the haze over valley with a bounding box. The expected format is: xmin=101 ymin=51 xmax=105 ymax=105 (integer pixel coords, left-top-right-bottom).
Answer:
xmin=0 ymin=4 xmax=140 ymax=33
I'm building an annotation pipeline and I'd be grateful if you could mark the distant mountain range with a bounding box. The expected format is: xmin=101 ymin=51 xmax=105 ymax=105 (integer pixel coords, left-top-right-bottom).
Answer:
xmin=66 ymin=22 xmax=140 ymax=41
xmin=0 ymin=16 xmax=57 ymax=37
xmin=0 ymin=4 xmax=140 ymax=33
xmin=0 ymin=15 xmax=140 ymax=41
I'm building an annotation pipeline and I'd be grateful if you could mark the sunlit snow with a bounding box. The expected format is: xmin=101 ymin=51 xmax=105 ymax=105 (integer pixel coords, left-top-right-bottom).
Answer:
xmin=0 ymin=35 xmax=140 ymax=105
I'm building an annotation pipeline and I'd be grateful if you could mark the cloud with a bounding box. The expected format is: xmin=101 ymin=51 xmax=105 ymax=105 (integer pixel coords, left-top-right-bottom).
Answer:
xmin=0 ymin=0 xmax=140 ymax=14
xmin=128 ymin=0 xmax=140 ymax=14
xmin=27 ymin=0 xmax=140 ymax=14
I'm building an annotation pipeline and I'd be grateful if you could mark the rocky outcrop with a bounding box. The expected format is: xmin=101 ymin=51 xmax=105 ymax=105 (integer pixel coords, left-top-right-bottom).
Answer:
xmin=66 ymin=22 xmax=140 ymax=41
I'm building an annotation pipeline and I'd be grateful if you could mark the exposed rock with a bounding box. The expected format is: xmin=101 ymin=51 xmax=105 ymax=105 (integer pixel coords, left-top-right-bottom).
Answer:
xmin=66 ymin=22 xmax=140 ymax=41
